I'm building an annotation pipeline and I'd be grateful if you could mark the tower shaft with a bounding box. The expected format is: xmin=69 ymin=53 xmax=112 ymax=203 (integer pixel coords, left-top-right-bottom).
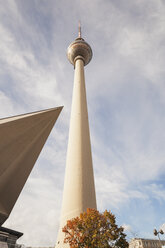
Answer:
xmin=56 ymin=57 xmax=96 ymax=247
xmin=62 ymin=58 xmax=96 ymax=222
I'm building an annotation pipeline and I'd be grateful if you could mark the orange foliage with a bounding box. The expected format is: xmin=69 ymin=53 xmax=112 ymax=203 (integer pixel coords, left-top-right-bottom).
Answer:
xmin=62 ymin=208 xmax=128 ymax=248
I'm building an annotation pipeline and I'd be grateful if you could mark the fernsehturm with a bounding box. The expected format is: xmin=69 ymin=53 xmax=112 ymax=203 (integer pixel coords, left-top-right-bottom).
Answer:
xmin=56 ymin=25 xmax=97 ymax=247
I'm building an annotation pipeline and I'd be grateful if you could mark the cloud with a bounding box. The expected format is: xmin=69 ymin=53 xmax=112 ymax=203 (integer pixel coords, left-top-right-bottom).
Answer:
xmin=0 ymin=0 xmax=165 ymax=246
xmin=122 ymin=224 xmax=132 ymax=232
xmin=161 ymin=223 xmax=165 ymax=232
xmin=5 ymin=175 xmax=62 ymax=246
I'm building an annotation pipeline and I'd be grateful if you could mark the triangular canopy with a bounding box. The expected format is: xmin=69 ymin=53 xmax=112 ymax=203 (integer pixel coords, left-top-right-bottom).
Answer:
xmin=0 ymin=107 xmax=63 ymax=225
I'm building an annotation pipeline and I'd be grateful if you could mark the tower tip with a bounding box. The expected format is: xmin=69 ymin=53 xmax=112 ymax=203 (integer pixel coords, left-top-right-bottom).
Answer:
xmin=78 ymin=21 xmax=81 ymax=38
xmin=67 ymin=22 xmax=92 ymax=66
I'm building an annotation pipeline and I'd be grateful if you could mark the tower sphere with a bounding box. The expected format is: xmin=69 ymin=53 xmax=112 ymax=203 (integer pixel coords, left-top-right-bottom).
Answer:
xmin=67 ymin=37 xmax=92 ymax=66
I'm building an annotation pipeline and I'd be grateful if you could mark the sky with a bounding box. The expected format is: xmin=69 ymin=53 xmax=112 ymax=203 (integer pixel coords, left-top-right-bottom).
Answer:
xmin=0 ymin=0 xmax=165 ymax=246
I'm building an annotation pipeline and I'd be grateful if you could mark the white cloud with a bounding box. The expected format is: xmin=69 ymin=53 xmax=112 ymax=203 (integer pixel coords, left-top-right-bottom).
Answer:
xmin=1 ymin=0 xmax=165 ymax=246
xmin=122 ymin=224 xmax=132 ymax=232
xmin=0 ymin=91 xmax=16 ymax=117
xmin=161 ymin=223 xmax=165 ymax=232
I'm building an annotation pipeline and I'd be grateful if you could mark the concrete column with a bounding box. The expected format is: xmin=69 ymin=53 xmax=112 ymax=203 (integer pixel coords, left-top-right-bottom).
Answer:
xmin=56 ymin=58 xmax=96 ymax=247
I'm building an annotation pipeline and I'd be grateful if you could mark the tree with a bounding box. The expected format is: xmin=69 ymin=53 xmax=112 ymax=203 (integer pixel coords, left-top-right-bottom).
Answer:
xmin=62 ymin=208 xmax=129 ymax=248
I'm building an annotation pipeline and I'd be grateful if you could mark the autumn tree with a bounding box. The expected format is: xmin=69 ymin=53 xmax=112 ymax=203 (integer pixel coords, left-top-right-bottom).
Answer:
xmin=62 ymin=208 xmax=129 ymax=248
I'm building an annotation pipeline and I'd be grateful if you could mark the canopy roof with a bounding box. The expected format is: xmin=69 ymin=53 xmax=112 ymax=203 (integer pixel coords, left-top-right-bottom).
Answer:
xmin=0 ymin=107 xmax=62 ymax=225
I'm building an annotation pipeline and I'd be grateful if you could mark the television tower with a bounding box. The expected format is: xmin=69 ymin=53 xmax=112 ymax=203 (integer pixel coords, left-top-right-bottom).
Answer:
xmin=56 ymin=25 xmax=97 ymax=247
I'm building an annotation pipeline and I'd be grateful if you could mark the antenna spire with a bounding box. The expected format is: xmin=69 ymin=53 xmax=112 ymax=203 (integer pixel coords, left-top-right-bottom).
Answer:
xmin=78 ymin=21 xmax=81 ymax=38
